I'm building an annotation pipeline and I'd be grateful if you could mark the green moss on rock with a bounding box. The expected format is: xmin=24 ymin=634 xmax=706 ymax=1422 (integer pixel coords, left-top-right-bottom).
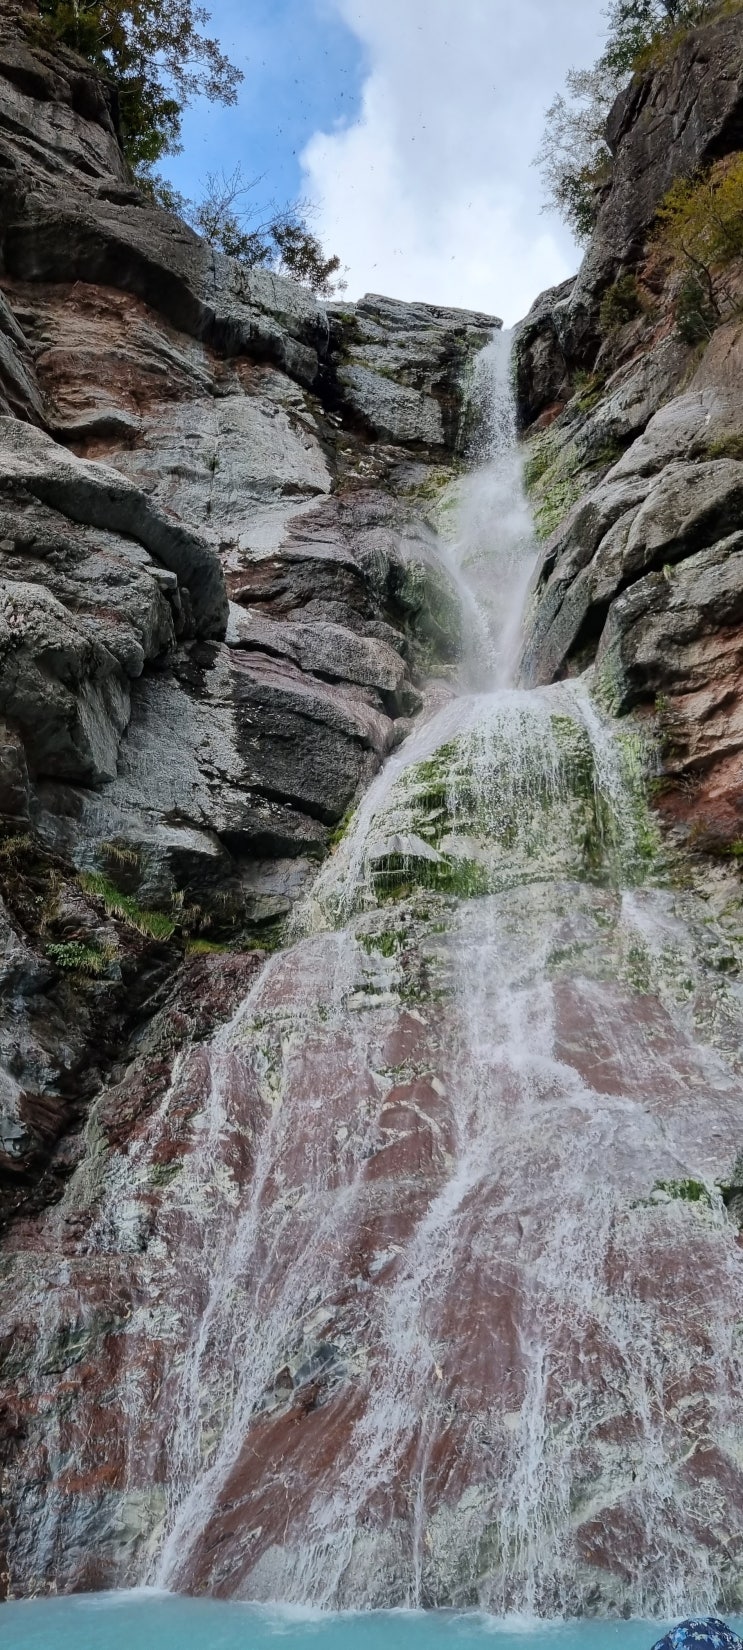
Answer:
xmin=79 ymin=872 xmax=176 ymax=941
xmin=522 ymin=431 xmax=586 ymax=541
xmin=654 ymin=1177 xmax=714 ymax=1206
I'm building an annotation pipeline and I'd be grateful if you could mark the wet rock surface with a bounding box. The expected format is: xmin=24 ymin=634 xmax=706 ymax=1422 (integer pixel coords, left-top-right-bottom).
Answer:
xmin=2 ymin=879 xmax=743 ymax=1611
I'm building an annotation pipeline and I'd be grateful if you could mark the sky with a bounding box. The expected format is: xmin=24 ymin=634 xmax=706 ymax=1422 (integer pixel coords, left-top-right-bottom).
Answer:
xmin=164 ymin=0 xmax=608 ymax=326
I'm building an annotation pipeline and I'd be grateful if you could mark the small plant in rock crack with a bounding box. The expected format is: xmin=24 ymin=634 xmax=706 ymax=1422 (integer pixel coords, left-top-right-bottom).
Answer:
xmin=599 ymin=274 xmax=645 ymax=335
xmin=46 ymin=940 xmax=114 ymax=975
xmin=79 ymin=872 xmax=176 ymax=940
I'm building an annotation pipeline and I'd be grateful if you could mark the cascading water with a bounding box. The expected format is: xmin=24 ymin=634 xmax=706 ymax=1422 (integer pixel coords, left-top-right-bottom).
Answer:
xmin=437 ymin=329 xmax=538 ymax=689
xmin=5 ymin=330 xmax=743 ymax=1617
xmin=133 ymin=331 xmax=743 ymax=1612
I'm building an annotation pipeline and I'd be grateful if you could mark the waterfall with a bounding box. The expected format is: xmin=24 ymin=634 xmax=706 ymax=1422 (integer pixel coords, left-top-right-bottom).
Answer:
xmin=438 ymin=328 xmax=539 ymax=690
xmin=53 ymin=332 xmax=743 ymax=1615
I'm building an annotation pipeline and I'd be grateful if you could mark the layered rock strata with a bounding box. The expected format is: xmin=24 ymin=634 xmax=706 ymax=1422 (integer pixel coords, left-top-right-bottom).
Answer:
xmin=0 ymin=2 xmax=495 ymax=1213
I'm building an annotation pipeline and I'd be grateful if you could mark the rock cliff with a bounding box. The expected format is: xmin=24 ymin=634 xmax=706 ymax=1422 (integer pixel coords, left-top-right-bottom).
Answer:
xmin=514 ymin=5 xmax=743 ymax=855
xmin=0 ymin=0 xmax=495 ymax=1220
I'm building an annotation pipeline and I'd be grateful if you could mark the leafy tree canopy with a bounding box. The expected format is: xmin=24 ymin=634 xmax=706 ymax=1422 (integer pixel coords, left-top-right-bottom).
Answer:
xmin=602 ymin=0 xmax=699 ymax=73
xmin=33 ymin=7 xmax=345 ymax=295
xmin=35 ymin=0 xmax=242 ymax=168
xmin=536 ymin=64 xmax=619 ymax=244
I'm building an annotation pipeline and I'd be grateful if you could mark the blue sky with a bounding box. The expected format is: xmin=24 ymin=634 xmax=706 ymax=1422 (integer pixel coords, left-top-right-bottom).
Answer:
xmin=166 ymin=0 xmax=366 ymax=218
xmin=162 ymin=0 xmax=607 ymax=325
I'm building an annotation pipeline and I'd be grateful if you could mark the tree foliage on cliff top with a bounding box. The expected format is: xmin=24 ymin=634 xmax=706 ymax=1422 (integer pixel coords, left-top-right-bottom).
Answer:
xmin=156 ymin=166 xmax=347 ymax=296
xmin=33 ymin=3 xmax=345 ymax=293
xmin=35 ymin=0 xmax=242 ymax=167
xmin=602 ymin=0 xmax=709 ymax=73
xmin=536 ymin=0 xmax=721 ymax=242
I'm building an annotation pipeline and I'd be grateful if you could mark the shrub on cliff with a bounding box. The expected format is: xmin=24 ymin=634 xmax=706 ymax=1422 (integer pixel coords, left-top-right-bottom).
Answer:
xmin=165 ymin=166 xmax=347 ymax=296
xmin=536 ymin=65 xmax=617 ymax=244
xmin=655 ymin=153 xmax=743 ymax=335
xmin=602 ymin=0 xmax=713 ymax=73
xmin=599 ymin=272 xmax=644 ymax=333
xmin=35 ymin=0 xmax=242 ymax=168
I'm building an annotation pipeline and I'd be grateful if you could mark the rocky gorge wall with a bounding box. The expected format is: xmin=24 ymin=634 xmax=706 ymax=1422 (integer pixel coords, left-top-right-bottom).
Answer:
xmin=514 ymin=5 xmax=743 ymax=854
xmin=0 ymin=0 xmax=496 ymax=1231
xmin=3 ymin=0 xmax=743 ymax=1619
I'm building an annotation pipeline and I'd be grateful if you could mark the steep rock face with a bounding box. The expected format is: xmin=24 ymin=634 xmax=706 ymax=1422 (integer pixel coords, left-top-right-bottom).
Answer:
xmin=0 ymin=6 xmax=496 ymax=1219
xmin=3 ymin=859 xmax=743 ymax=1609
xmin=514 ymin=10 xmax=743 ymax=416
xmin=516 ymin=7 xmax=743 ymax=855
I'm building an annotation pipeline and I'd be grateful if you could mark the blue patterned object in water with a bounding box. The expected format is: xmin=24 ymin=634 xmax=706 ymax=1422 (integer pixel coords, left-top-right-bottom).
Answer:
xmin=652 ymin=1621 xmax=743 ymax=1650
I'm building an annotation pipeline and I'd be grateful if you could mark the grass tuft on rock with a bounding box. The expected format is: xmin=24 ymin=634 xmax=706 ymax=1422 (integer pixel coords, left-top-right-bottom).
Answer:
xmin=79 ymin=872 xmax=176 ymax=940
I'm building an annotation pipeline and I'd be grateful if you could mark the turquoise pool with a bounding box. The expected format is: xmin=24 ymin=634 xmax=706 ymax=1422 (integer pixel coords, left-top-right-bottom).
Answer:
xmin=3 ymin=1594 xmax=739 ymax=1650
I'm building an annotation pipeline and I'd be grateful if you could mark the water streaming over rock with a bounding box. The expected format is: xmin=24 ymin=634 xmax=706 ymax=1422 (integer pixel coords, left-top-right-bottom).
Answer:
xmin=134 ymin=332 xmax=743 ymax=1612
xmin=438 ymin=329 xmax=538 ymax=690
xmin=4 ymin=331 xmax=743 ymax=1615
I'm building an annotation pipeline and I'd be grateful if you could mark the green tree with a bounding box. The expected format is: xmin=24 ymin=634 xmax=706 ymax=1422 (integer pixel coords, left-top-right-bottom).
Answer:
xmin=36 ymin=0 xmax=242 ymax=169
xmin=602 ymin=0 xmax=696 ymax=73
xmin=271 ymin=219 xmax=344 ymax=296
xmin=655 ymin=152 xmax=743 ymax=333
xmin=178 ymin=167 xmax=347 ymax=296
xmin=535 ymin=65 xmax=619 ymax=243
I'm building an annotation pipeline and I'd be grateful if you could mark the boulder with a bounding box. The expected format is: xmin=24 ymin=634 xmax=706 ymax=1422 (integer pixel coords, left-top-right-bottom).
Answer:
xmin=0 ymin=578 xmax=130 ymax=782
xmin=0 ymin=418 xmax=228 ymax=636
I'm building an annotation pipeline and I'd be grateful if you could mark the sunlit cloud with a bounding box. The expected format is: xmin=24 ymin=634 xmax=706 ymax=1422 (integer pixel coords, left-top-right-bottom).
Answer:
xmin=302 ymin=0 xmax=606 ymax=324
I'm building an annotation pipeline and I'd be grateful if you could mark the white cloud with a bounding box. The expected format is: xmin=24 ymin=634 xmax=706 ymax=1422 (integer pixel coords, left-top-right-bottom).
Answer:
xmin=302 ymin=0 xmax=606 ymax=325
